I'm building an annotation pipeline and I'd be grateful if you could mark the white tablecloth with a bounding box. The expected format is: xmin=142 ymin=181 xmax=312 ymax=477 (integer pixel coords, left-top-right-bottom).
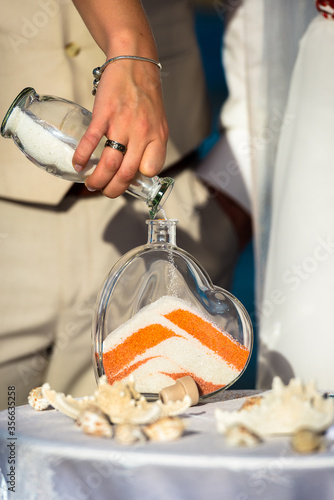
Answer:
xmin=1 ymin=390 xmax=334 ymax=500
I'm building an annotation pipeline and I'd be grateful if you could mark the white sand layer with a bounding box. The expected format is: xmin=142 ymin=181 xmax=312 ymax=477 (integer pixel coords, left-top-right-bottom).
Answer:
xmin=103 ymin=296 xmax=233 ymax=351
xmin=116 ymin=337 xmax=239 ymax=387
xmin=103 ymin=296 xmax=245 ymax=392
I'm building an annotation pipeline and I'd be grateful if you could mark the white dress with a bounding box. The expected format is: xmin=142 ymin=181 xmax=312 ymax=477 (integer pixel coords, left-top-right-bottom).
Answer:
xmin=259 ymin=3 xmax=334 ymax=389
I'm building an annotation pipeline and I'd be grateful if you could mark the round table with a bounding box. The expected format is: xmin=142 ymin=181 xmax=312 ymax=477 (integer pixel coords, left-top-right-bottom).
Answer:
xmin=0 ymin=390 xmax=334 ymax=500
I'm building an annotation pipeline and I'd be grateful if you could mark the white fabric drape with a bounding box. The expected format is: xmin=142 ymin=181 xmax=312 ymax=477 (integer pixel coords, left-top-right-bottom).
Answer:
xmin=258 ymin=12 xmax=334 ymax=389
xmin=1 ymin=394 xmax=334 ymax=499
xmin=243 ymin=0 xmax=317 ymax=305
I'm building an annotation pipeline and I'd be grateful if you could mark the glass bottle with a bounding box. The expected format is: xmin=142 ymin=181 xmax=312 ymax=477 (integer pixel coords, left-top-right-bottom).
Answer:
xmin=0 ymin=87 xmax=174 ymax=218
xmin=93 ymin=218 xmax=253 ymax=400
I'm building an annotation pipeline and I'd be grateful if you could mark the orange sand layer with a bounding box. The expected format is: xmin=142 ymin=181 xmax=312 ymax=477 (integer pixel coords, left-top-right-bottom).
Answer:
xmin=103 ymin=303 xmax=250 ymax=395
xmin=164 ymin=309 xmax=249 ymax=371
xmin=105 ymin=360 xmax=224 ymax=396
xmin=104 ymin=324 xmax=181 ymax=376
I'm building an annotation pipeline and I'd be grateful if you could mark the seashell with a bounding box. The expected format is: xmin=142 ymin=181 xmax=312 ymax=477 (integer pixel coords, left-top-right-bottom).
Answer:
xmin=123 ymin=375 xmax=143 ymax=401
xmin=41 ymin=383 xmax=94 ymax=420
xmin=122 ymin=403 xmax=162 ymax=425
xmin=326 ymin=423 xmax=334 ymax=442
xmin=114 ymin=424 xmax=146 ymax=445
xmin=96 ymin=375 xmax=144 ymax=410
xmin=157 ymin=394 xmax=192 ymax=417
xmin=143 ymin=416 xmax=185 ymax=442
xmin=95 ymin=376 xmax=143 ymax=412
xmin=28 ymin=376 xmax=189 ymax=440
xmin=291 ymin=429 xmax=325 ymax=454
xmin=95 ymin=376 xmax=162 ymax=425
xmin=28 ymin=387 xmax=50 ymax=411
xmin=76 ymin=405 xmax=113 ymax=438
xmin=215 ymin=377 xmax=334 ymax=437
xmin=225 ymin=424 xmax=263 ymax=447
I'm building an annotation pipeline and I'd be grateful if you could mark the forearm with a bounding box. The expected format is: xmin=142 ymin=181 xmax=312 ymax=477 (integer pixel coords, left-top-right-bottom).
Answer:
xmin=71 ymin=0 xmax=168 ymax=197
xmin=72 ymin=0 xmax=158 ymax=60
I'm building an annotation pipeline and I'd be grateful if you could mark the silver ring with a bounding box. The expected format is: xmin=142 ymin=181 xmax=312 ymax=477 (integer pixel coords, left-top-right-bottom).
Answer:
xmin=104 ymin=139 xmax=127 ymax=155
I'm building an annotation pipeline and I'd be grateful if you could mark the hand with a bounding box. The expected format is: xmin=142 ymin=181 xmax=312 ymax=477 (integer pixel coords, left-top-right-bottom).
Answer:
xmin=72 ymin=59 xmax=168 ymax=198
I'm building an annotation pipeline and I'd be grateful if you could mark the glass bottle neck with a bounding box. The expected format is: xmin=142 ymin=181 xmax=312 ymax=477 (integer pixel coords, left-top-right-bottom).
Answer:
xmin=1 ymin=87 xmax=36 ymax=138
xmin=146 ymin=219 xmax=177 ymax=246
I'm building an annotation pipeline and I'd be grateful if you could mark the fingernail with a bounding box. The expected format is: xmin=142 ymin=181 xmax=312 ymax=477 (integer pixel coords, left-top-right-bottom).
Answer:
xmin=74 ymin=164 xmax=84 ymax=172
xmin=85 ymin=185 xmax=96 ymax=192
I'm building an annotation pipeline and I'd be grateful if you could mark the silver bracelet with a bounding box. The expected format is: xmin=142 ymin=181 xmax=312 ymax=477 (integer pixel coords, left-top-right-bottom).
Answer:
xmin=92 ymin=55 xmax=162 ymax=95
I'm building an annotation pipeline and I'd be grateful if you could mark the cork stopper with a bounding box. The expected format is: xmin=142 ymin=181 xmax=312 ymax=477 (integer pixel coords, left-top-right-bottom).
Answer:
xmin=159 ymin=376 xmax=199 ymax=406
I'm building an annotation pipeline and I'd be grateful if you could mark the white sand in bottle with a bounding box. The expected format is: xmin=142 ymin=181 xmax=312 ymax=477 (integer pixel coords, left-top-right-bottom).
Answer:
xmin=5 ymin=107 xmax=95 ymax=180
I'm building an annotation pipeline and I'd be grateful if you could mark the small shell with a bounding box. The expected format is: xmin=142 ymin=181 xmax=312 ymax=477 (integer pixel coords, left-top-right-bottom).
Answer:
xmin=28 ymin=387 xmax=50 ymax=411
xmin=76 ymin=405 xmax=113 ymax=438
xmin=144 ymin=417 xmax=185 ymax=442
xmin=114 ymin=424 xmax=146 ymax=445
xmin=225 ymin=424 xmax=263 ymax=447
xmin=157 ymin=395 xmax=192 ymax=417
xmin=291 ymin=429 xmax=324 ymax=454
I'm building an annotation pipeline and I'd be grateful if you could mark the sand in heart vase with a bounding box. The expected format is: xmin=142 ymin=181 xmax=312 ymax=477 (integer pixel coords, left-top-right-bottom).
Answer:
xmin=93 ymin=218 xmax=253 ymax=400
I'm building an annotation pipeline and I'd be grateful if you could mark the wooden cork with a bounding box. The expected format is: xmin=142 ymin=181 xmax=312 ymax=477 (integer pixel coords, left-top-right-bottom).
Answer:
xmin=159 ymin=376 xmax=199 ymax=406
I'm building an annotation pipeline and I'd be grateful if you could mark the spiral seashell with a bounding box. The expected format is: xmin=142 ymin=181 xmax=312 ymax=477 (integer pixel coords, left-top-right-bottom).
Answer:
xmin=76 ymin=405 xmax=113 ymax=438
xmin=114 ymin=424 xmax=146 ymax=445
xmin=143 ymin=416 xmax=185 ymax=442
xmin=225 ymin=424 xmax=263 ymax=447
xmin=28 ymin=387 xmax=50 ymax=411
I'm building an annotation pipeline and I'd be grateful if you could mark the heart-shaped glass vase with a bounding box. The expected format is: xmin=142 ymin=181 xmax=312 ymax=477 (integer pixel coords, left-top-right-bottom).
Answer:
xmin=93 ymin=219 xmax=253 ymax=400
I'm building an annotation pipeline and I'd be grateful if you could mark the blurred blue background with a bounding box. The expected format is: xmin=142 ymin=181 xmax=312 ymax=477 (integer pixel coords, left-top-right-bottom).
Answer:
xmin=195 ymin=3 xmax=257 ymax=389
